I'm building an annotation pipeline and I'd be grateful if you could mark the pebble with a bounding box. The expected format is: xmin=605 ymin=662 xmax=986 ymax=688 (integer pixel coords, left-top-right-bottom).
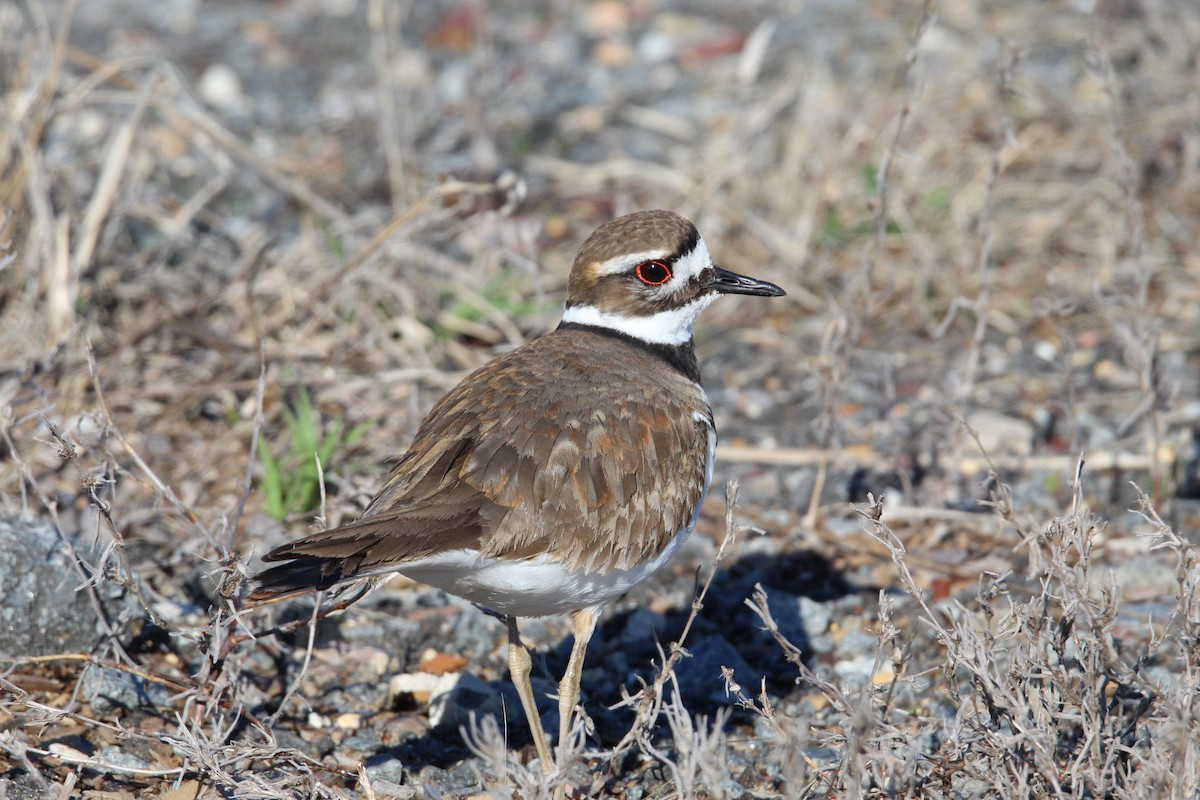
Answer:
xmin=332 ymin=735 xmax=383 ymax=771
xmin=80 ymin=665 xmax=173 ymax=716
xmin=390 ymin=672 xmax=440 ymax=704
xmin=335 ymin=712 xmax=362 ymax=730
xmin=360 ymin=753 xmax=408 ymax=786
xmin=323 ymin=682 xmax=389 ymax=711
xmin=766 ymin=591 xmax=834 ymax=655
xmin=363 ymin=776 xmax=416 ymax=798
xmin=419 ymin=648 xmax=469 ymax=675
xmin=833 ymin=653 xmax=880 ymax=686
xmin=614 ymin=607 xmax=673 ymax=651
xmin=965 ymin=410 xmax=1034 ymax=456
xmin=198 ymin=63 xmax=245 ymax=112
xmin=97 ymin=748 xmax=151 ymax=772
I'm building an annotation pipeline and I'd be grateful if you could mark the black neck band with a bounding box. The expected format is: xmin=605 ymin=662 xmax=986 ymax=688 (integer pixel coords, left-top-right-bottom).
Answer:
xmin=556 ymin=322 xmax=702 ymax=384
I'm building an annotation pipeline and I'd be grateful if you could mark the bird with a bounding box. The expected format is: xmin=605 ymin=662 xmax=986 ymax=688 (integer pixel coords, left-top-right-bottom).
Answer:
xmin=249 ymin=209 xmax=785 ymax=776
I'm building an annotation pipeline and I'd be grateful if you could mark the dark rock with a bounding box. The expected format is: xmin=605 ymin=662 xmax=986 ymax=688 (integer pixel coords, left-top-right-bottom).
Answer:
xmin=97 ymin=745 xmax=151 ymax=771
xmin=79 ymin=664 xmax=173 ymax=716
xmin=272 ymin=728 xmax=321 ymax=758
xmin=675 ymin=634 xmax=756 ymax=708
xmin=0 ymin=515 xmax=133 ymax=658
xmin=323 ymin=682 xmax=389 ymax=712
xmin=362 ymin=750 xmax=406 ymax=786
xmin=334 ymin=735 xmax=387 ymax=772
xmin=414 ymin=761 xmax=481 ymax=794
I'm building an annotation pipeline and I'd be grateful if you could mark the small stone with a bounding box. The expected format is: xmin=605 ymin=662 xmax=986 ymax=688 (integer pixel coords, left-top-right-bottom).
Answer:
xmin=764 ymin=592 xmax=833 ymax=655
xmin=160 ymin=779 xmax=202 ymax=800
xmin=333 ymin=736 xmax=382 ymax=770
xmin=364 ymin=777 xmax=416 ymax=798
xmin=198 ymin=63 xmax=244 ymax=111
xmin=585 ymin=0 xmax=630 ymax=35
xmin=363 ymin=751 xmax=407 ymax=787
xmin=47 ymin=742 xmax=89 ymax=763
xmin=272 ymin=729 xmax=320 ymax=758
xmin=419 ymin=648 xmax=469 ymax=676
xmin=833 ymin=654 xmax=878 ymax=686
xmin=798 ymin=596 xmax=834 ymax=637
xmin=389 ymin=672 xmax=440 ymax=704
xmin=80 ymin=666 xmax=173 ymax=716
xmin=376 ymin=712 xmax=430 ymax=746
xmin=593 ymin=40 xmax=633 ymax=67
xmin=335 ymin=712 xmax=362 ymax=730
xmin=1033 ymin=339 xmax=1058 ymax=362
xmin=965 ymin=410 xmax=1034 ymax=457
xmin=97 ymin=746 xmax=150 ymax=771
xmin=331 ymin=681 xmax=389 ymax=710
xmin=833 ymin=628 xmax=876 ymax=658
xmin=614 ymin=607 xmax=672 ymax=650
xmin=638 ymin=31 xmax=677 ymax=63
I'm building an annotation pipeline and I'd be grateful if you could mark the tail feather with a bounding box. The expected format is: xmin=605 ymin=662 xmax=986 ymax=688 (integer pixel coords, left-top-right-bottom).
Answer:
xmin=247 ymin=508 xmax=486 ymax=604
xmin=247 ymin=556 xmax=350 ymax=602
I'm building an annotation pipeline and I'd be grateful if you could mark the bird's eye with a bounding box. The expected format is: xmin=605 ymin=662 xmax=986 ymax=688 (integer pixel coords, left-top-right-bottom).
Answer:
xmin=634 ymin=261 xmax=672 ymax=286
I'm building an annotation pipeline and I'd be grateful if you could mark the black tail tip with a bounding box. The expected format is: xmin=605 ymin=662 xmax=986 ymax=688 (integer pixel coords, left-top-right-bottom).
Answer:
xmin=245 ymin=557 xmax=343 ymax=604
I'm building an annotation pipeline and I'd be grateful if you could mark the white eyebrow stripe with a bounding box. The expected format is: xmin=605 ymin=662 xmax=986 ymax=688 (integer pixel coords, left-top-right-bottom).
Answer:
xmin=592 ymin=248 xmax=673 ymax=276
xmin=671 ymin=237 xmax=711 ymax=281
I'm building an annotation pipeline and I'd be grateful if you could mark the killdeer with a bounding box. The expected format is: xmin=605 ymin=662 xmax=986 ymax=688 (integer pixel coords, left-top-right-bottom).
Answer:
xmin=250 ymin=210 xmax=784 ymax=775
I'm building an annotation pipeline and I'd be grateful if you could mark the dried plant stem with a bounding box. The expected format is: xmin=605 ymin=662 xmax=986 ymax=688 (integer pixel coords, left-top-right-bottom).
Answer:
xmin=70 ymin=71 xmax=155 ymax=295
xmin=716 ymin=442 xmax=1171 ymax=475
xmin=39 ymin=413 xmax=164 ymax=631
xmin=863 ymin=0 xmax=936 ymax=300
xmin=85 ymin=340 xmax=212 ymax=540
xmin=369 ymin=0 xmax=410 ymax=209
xmin=1 ymin=652 xmax=266 ymax=728
xmin=933 ymin=45 xmax=1019 ymax=497
xmin=1086 ymin=35 xmax=1164 ymax=501
xmin=607 ymin=480 xmax=746 ymax=768
xmin=292 ymin=177 xmax=510 ymax=338
xmin=266 ymin=596 xmax=323 ymax=726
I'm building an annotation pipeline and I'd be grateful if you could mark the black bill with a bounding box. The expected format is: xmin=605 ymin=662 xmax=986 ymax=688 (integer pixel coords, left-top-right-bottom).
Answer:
xmin=704 ymin=266 xmax=786 ymax=297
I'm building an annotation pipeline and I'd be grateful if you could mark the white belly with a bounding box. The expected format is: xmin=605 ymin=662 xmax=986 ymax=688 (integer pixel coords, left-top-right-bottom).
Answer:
xmin=397 ymin=529 xmax=691 ymax=617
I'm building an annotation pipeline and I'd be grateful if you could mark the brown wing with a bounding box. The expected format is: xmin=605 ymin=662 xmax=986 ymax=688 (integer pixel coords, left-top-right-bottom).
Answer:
xmin=250 ymin=330 xmax=712 ymax=600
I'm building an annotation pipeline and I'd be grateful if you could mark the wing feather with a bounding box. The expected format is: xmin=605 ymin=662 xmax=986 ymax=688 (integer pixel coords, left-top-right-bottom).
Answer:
xmin=250 ymin=329 xmax=712 ymax=601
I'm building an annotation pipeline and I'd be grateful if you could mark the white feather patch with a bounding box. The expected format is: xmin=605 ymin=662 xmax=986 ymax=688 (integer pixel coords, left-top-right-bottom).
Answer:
xmin=397 ymin=540 xmax=684 ymax=617
xmin=671 ymin=236 xmax=712 ymax=282
xmin=593 ymin=248 xmax=673 ymax=277
xmin=559 ymin=294 xmax=718 ymax=345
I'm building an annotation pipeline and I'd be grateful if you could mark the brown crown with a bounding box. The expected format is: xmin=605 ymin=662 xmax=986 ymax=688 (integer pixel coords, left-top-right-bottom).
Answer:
xmin=566 ymin=210 xmax=702 ymax=313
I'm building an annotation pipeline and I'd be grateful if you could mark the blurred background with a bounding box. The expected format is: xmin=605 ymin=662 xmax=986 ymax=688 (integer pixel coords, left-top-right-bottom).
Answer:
xmin=2 ymin=0 xmax=1199 ymax=797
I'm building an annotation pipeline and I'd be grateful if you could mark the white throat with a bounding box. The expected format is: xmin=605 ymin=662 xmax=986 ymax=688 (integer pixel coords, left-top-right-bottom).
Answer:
xmin=560 ymin=294 xmax=717 ymax=345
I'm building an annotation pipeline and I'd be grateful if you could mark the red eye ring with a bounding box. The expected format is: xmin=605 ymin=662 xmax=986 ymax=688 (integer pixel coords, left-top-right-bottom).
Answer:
xmin=635 ymin=261 xmax=672 ymax=286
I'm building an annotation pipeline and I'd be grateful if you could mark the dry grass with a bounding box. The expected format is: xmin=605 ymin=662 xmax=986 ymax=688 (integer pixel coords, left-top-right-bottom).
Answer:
xmin=1 ymin=0 xmax=1199 ymax=797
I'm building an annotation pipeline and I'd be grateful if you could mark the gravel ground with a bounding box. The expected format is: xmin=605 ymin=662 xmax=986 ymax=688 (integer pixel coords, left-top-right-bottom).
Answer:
xmin=2 ymin=0 xmax=1199 ymax=797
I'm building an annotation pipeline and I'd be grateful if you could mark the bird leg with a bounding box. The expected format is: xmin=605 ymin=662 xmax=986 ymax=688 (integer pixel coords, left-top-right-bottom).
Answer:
xmin=557 ymin=608 xmax=597 ymax=763
xmin=506 ymin=615 xmax=554 ymax=773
